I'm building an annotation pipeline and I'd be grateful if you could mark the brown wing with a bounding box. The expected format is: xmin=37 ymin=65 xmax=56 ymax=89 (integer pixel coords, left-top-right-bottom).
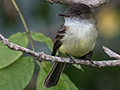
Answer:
xmin=51 ymin=23 xmax=66 ymax=56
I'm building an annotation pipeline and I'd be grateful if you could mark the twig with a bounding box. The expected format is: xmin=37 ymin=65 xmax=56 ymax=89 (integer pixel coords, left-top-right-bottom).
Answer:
xmin=0 ymin=33 xmax=120 ymax=68
xmin=103 ymin=46 xmax=120 ymax=59
xmin=11 ymin=0 xmax=35 ymax=51
xmin=44 ymin=0 xmax=109 ymax=8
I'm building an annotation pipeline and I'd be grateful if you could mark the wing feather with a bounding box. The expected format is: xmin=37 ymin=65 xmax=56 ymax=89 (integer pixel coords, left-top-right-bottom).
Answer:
xmin=51 ymin=23 xmax=66 ymax=56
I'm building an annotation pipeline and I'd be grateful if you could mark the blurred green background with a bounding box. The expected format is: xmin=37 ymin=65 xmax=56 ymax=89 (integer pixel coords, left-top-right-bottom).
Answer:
xmin=0 ymin=0 xmax=120 ymax=90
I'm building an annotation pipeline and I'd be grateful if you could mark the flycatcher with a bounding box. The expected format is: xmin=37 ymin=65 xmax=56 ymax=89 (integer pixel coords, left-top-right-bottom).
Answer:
xmin=44 ymin=3 xmax=98 ymax=88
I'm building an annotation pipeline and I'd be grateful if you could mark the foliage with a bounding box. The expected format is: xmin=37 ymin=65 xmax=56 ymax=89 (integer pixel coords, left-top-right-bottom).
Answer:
xmin=0 ymin=57 xmax=34 ymax=90
xmin=36 ymin=61 xmax=78 ymax=90
xmin=0 ymin=32 xmax=78 ymax=90
xmin=1 ymin=0 xmax=120 ymax=90
xmin=0 ymin=32 xmax=28 ymax=69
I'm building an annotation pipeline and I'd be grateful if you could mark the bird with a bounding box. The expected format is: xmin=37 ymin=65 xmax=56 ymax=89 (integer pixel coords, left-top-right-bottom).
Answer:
xmin=44 ymin=3 xmax=98 ymax=88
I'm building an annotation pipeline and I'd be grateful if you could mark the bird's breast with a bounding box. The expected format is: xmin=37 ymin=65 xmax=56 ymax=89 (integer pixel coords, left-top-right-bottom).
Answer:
xmin=59 ymin=21 xmax=98 ymax=57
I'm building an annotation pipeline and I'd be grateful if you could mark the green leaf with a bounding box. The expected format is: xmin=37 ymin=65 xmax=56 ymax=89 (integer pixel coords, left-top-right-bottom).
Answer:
xmin=31 ymin=32 xmax=53 ymax=51
xmin=59 ymin=74 xmax=78 ymax=90
xmin=9 ymin=32 xmax=28 ymax=47
xmin=0 ymin=32 xmax=28 ymax=69
xmin=73 ymin=64 xmax=84 ymax=72
xmin=0 ymin=57 xmax=34 ymax=90
xmin=36 ymin=62 xmax=78 ymax=90
xmin=36 ymin=62 xmax=53 ymax=90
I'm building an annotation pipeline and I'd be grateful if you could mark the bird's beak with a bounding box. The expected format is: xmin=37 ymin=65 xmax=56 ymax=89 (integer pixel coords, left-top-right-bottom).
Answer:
xmin=58 ymin=13 xmax=70 ymax=17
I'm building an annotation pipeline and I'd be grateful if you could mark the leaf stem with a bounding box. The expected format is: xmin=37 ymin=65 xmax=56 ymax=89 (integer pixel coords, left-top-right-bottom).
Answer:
xmin=11 ymin=0 xmax=35 ymax=51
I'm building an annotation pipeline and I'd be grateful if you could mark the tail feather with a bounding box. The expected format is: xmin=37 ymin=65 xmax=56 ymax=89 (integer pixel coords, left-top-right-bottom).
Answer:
xmin=44 ymin=62 xmax=66 ymax=88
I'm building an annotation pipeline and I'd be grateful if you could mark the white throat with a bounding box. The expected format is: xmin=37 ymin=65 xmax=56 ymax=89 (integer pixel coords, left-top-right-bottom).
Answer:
xmin=64 ymin=17 xmax=95 ymax=29
xmin=64 ymin=17 xmax=98 ymax=41
xmin=59 ymin=17 xmax=98 ymax=56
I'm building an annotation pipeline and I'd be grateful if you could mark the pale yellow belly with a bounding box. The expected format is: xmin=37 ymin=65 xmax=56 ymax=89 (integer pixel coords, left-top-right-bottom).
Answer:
xmin=59 ymin=39 xmax=96 ymax=57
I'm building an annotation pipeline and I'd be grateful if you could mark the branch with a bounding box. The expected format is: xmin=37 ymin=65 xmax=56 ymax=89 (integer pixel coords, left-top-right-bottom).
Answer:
xmin=44 ymin=0 xmax=109 ymax=8
xmin=103 ymin=46 xmax=120 ymax=60
xmin=0 ymin=33 xmax=120 ymax=68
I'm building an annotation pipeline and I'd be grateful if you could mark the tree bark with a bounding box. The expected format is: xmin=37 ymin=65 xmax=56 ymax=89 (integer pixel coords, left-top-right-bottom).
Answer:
xmin=44 ymin=0 xmax=109 ymax=8
xmin=0 ymin=33 xmax=120 ymax=68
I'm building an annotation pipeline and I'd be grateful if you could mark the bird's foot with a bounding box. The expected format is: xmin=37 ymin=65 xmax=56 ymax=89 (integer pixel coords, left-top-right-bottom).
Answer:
xmin=87 ymin=59 xmax=94 ymax=65
xmin=66 ymin=54 xmax=75 ymax=63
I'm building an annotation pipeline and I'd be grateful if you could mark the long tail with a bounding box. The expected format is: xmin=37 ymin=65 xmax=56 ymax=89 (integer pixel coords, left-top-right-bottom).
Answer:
xmin=44 ymin=62 xmax=66 ymax=88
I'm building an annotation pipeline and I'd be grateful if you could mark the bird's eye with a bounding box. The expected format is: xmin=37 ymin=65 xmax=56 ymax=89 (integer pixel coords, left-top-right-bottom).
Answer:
xmin=77 ymin=12 xmax=81 ymax=15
